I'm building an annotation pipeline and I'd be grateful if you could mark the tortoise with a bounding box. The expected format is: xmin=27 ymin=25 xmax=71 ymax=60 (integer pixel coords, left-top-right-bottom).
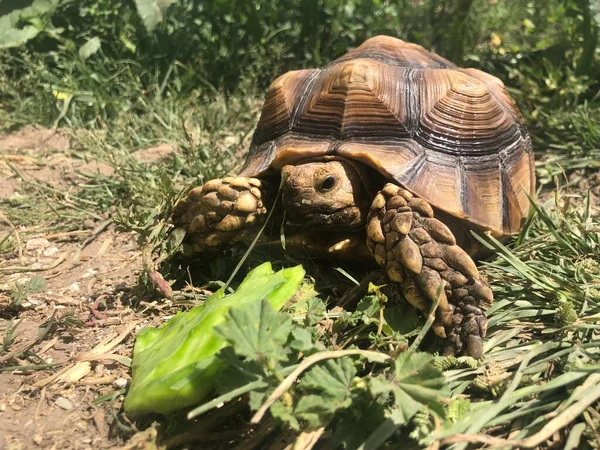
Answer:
xmin=172 ymin=36 xmax=535 ymax=358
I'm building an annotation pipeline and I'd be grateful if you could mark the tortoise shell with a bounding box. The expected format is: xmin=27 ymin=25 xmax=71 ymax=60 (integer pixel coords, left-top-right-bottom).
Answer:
xmin=239 ymin=35 xmax=535 ymax=236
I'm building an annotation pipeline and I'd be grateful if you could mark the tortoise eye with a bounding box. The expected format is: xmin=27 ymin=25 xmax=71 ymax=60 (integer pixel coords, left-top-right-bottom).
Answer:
xmin=319 ymin=176 xmax=337 ymax=192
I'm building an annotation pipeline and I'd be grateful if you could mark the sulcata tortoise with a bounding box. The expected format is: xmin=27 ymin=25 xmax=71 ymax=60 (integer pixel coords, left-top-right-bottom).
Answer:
xmin=173 ymin=36 xmax=535 ymax=358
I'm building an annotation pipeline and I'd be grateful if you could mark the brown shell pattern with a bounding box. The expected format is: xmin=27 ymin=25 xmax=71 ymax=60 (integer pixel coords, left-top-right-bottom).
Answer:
xmin=240 ymin=35 xmax=535 ymax=235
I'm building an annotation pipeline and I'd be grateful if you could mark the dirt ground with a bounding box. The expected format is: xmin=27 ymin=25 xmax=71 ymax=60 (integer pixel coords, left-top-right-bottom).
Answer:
xmin=0 ymin=127 xmax=175 ymax=450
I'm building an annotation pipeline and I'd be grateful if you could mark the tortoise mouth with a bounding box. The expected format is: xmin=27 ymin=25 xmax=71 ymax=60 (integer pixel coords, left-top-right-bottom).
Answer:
xmin=285 ymin=204 xmax=366 ymax=231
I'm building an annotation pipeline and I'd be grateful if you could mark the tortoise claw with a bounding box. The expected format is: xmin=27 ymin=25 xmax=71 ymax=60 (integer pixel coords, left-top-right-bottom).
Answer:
xmin=393 ymin=236 xmax=422 ymax=274
xmin=464 ymin=333 xmax=484 ymax=360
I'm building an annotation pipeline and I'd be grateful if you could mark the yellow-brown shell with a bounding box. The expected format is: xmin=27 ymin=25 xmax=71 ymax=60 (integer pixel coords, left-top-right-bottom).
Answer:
xmin=239 ymin=35 xmax=535 ymax=236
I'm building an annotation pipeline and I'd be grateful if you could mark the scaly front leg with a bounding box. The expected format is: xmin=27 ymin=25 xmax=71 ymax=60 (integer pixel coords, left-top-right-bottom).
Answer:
xmin=366 ymin=183 xmax=493 ymax=358
xmin=173 ymin=177 xmax=268 ymax=252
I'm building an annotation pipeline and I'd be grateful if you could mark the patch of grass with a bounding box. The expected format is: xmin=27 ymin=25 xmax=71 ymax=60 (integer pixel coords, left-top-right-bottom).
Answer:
xmin=534 ymin=103 xmax=600 ymax=185
xmin=424 ymin=192 xmax=600 ymax=448
xmin=0 ymin=87 xmax=262 ymax=249
xmin=1 ymin=153 xmax=107 ymax=228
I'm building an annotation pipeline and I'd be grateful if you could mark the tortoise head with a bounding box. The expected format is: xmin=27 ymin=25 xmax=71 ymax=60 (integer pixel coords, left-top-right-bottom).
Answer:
xmin=281 ymin=160 xmax=369 ymax=230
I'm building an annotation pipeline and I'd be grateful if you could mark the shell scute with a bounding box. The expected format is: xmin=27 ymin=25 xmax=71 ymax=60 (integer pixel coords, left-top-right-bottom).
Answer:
xmin=416 ymin=69 xmax=519 ymax=155
xmin=251 ymin=69 xmax=319 ymax=147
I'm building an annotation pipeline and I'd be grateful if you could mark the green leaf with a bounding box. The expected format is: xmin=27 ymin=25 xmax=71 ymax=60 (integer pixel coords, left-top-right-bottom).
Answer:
xmin=334 ymin=295 xmax=381 ymax=332
xmin=293 ymin=357 xmax=357 ymax=427
xmin=356 ymin=295 xmax=380 ymax=322
xmin=368 ymin=377 xmax=418 ymax=424
xmin=79 ymin=37 xmax=101 ymax=60
xmin=334 ymin=310 xmax=359 ymax=331
xmin=301 ymin=357 xmax=356 ymax=397
xmin=357 ymin=408 xmax=410 ymax=450
xmin=289 ymin=328 xmax=314 ymax=353
xmin=0 ymin=0 xmax=58 ymax=17
xmin=248 ymin=388 xmax=270 ymax=412
xmin=27 ymin=276 xmax=47 ymax=293
xmin=369 ymin=351 xmax=448 ymax=423
xmin=333 ymin=393 xmax=388 ymax=450
xmin=0 ymin=0 xmax=59 ymax=49
xmin=384 ymin=303 xmax=422 ymax=335
xmin=394 ymin=352 xmax=448 ymax=417
xmin=0 ymin=22 xmax=40 ymax=48
xmin=215 ymin=298 xmax=293 ymax=362
xmin=134 ymin=0 xmax=177 ymax=32
xmin=270 ymin=399 xmax=300 ymax=430
xmin=295 ymin=393 xmax=352 ymax=427
xmin=215 ymin=347 xmax=264 ymax=394
xmin=166 ymin=227 xmax=186 ymax=255
xmin=592 ymin=3 xmax=600 ymax=32
xmin=290 ymin=293 xmax=326 ymax=326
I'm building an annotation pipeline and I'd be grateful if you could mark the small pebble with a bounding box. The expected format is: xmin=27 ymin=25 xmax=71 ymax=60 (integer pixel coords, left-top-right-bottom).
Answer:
xmin=113 ymin=378 xmax=128 ymax=388
xmin=81 ymin=268 xmax=97 ymax=279
xmin=223 ymin=136 xmax=237 ymax=147
xmin=26 ymin=238 xmax=50 ymax=251
xmin=82 ymin=219 xmax=96 ymax=229
xmin=54 ymin=397 xmax=74 ymax=410
xmin=42 ymin=246 xmax=60 ymax=257
xmin=33 ymin=434 xmax=43 ymax=446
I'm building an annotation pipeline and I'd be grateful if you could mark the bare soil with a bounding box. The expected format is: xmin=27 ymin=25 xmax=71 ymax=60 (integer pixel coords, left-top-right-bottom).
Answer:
xmin=0 ymin=127 xmax=175 ymax=450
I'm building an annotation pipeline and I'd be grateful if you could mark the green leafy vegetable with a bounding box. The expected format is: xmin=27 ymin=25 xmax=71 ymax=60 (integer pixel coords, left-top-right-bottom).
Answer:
xmin=124 ymin=262 xmax=304 ymax=415
xmin=214 ymin=298 xmax=293 ymax=362
xmin=294 ymin=357 xmax=357 ymax=427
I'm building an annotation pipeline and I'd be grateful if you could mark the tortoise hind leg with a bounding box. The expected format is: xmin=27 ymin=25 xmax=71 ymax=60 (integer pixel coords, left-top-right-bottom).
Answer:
xmin=172 ymin=177 xmax=267 ymax=252
xmin=366 ymin=183 xmax=494 ymax=358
